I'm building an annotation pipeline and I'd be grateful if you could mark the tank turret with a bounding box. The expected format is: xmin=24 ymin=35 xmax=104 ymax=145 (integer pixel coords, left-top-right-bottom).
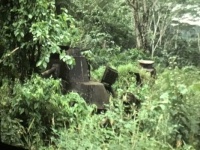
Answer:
xmin=41 ymin=46 xmax=118 ymax=110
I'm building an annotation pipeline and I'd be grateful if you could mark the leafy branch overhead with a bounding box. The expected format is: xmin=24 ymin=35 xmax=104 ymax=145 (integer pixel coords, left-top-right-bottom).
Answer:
xmin=0 ymin=0 xmax=79 ymax=79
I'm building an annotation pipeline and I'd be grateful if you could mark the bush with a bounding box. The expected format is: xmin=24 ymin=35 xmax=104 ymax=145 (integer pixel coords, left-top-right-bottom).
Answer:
xmin=151 ymin=66 xmax=200 ymax=148
xmin=0 ymin=75 xmax=94 ymax=149
xmin=1 ymin=66 xmax=200 ymax=150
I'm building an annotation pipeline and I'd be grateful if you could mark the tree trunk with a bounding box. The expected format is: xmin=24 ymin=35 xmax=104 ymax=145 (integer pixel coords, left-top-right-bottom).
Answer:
xmin=129 ymin=0 xmax=150 ymax=52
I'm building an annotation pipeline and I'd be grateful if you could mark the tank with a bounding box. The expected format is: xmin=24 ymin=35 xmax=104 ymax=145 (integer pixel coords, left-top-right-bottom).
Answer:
xmin=41 ymin=46 xmax=118 ymax=110
xmin=0 ymin=47 xmax=118 ymax=149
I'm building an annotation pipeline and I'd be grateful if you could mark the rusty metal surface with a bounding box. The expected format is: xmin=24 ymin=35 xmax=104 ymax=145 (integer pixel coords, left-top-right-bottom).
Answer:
xmin=41 ymin=66 xmax=57 ymax=77
xmin=101 ymin=66 xmax=118 ymax=86
xmin=45 ymin=53 xmax=63 ymax=78
xmin=138 ymin=59 xmax=156 ymax=77
xmin=138 ymin=60 xmax=154 ymax=69
xmin=66 ymin=47 xmax=81 ymax=56
xmin=63 ymin=81 xmax=110 ymax=109
xmin=64 ymin=57 xmax=89 ymax=82
xmin=80 ymin=82 xmax=110 ymax=109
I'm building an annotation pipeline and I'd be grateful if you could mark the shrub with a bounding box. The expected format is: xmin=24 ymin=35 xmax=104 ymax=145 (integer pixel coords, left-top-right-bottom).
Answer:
xmin=0 ymin=75 xmax=94 ymax=149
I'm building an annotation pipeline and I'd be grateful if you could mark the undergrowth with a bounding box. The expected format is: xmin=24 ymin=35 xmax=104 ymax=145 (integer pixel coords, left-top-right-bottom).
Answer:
xmin=1 ymin=65 xmax=200 ymax=150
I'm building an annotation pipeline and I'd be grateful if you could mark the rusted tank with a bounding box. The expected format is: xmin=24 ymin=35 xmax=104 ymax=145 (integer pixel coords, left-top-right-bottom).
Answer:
xmin=42 ymin=46 xmax=118 ymax=110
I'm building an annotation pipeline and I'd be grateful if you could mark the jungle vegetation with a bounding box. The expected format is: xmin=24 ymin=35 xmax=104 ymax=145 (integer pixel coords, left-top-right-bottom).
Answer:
xmin=0 ymin=0 xmax=200 ymax=149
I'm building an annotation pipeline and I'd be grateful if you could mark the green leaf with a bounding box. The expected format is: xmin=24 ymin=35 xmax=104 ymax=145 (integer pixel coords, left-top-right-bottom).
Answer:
xmin=20 ymin=32 xmax=24 ymax=37
xmin=28 ymin=14 xmax=32 ymax=19
xmin=19 ymin=108 xmax=24 ymax=114
xmin=45 ymin=56 xmax=49 ymax=62
xmin=60 ymin=53 xmax=65 ymax=59
xmin=34 ymin=103 xmax=38 ymax=109
xmin=43 ymin=62 xmax=47 ymax=68
xmin=160 ymin=92 xmax=169 ymax=100
xmin=36 ymin=60 xmax=42 ymax=67
xmin=177 ymin=84 xmax=188 ymax=95
xmin=159 ymin=104 xmax=166 ymax=110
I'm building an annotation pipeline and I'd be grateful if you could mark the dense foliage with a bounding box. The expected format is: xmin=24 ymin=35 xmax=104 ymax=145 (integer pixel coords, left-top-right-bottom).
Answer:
xmin=1 ymin=66 xmax=200 ymax=149
xmin=0 ymin=0 xmax=79 ymax=80
xmin=0 ymin=0 xmax=200 ymax=150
